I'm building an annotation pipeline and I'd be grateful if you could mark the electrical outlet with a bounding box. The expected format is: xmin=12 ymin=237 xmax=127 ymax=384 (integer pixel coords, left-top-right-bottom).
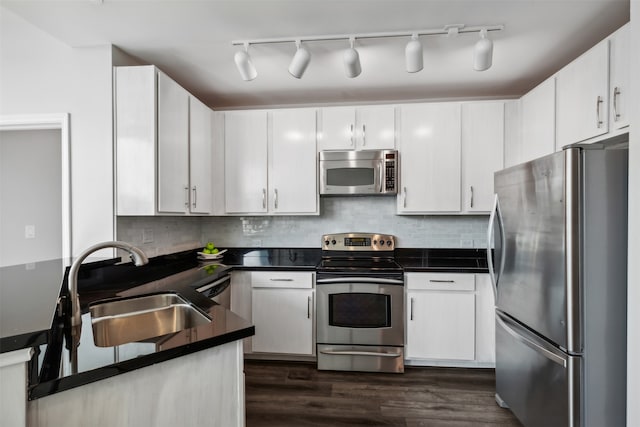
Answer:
xmin=25 ymin=225 xmax=35 ymax=239
xmin=142 ymin=228 xmax=154 ymax=244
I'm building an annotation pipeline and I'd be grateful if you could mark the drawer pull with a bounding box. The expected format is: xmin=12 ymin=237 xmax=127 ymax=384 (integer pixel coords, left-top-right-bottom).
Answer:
xmin=429 ymin=279 xmax=455 ymax=283
xmin=269 ymin=278 xmax=294 ymax=282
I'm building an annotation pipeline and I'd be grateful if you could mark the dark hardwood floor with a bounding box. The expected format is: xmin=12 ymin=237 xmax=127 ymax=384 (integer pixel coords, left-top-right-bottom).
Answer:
xmin=244 ymin=360 xmax=522 ymax=427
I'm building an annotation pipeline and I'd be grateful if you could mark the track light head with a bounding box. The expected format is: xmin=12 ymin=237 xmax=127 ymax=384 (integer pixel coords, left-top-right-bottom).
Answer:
xmin=343 ymin=37 xmax=362 ymax=78
xmin=234 ymin=42 xmax=257 ymax=81
xmin=473 ymin=29 xmax=493 ymax=71
xmin=288 ymin=40 xmax=311 ymax=79
xmin=405 ymin=34 xmax=423 ymax=73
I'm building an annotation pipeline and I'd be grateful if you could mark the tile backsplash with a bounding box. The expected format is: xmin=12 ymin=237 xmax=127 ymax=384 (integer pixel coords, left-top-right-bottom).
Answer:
xmin=117 ymin=197 xmax=489 ymax=257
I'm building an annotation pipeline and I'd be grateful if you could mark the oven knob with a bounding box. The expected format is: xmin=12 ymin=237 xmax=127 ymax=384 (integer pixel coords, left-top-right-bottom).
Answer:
xmin=379 ymin=240 xmax=385 ymax=246
xmin=324 ymin=240 xmax=330 ymax=246
xmin=386 ymin=240 xmax=392 ymax=246
xmin=331 ymin=239 xmax=336 ymax=245
xmin=373 ymin=240 xmax=378 ymax=245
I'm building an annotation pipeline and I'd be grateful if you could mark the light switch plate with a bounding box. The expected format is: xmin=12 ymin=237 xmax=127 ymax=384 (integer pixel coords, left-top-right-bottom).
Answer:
xmin=25 ymin=225 xmax=35 ymax=239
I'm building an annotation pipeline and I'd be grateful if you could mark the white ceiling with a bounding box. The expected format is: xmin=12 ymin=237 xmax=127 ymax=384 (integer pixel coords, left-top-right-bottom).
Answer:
xmin=0 ymin=0 xmax=630 ymax=109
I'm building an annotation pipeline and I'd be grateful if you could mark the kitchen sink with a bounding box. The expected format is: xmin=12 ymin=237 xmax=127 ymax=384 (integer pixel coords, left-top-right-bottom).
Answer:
xmin=89 ymin=292 xmax=211 ymax=347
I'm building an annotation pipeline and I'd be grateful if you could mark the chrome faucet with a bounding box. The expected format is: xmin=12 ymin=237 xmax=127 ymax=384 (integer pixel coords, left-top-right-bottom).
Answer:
xmin=68 ymin=241 xmax=148 ymax=348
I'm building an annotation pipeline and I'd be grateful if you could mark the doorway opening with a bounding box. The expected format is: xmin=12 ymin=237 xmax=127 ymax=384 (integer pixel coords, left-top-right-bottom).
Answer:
xmin=0 ymin=114 xmax=70 ymax=267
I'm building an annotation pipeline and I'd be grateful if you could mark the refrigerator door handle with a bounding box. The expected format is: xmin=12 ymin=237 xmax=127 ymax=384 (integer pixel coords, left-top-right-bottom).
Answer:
xmin=497 ymin=314 xmax=567 ymax=367
xmin=496 ymin=195 xmax=507 ymax=283
xmin=487 ymin=194 xmax=499 ymax=300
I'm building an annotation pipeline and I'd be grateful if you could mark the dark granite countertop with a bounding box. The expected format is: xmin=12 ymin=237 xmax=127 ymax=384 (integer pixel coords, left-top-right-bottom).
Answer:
xmin=1 ymin=246 xmax=486 ymax=400
xmin=395 ymin=248 xmax=489 ymax=273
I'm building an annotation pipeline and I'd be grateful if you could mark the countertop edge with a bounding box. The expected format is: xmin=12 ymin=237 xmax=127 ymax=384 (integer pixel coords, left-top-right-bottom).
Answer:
xmin=29 ymin=324 xmax=254 ymax=400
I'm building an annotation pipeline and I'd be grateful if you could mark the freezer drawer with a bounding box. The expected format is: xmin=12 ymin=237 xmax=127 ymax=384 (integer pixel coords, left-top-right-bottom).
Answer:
xmin=495 ymin=312 xmax=581 ymax=427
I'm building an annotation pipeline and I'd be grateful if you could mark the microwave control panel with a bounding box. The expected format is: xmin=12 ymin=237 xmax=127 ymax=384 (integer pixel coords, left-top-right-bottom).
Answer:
xmin=385 ymin=153 xmax=396 ymax=192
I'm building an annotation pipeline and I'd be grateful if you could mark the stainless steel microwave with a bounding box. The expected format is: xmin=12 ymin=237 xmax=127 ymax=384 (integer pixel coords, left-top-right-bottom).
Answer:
xmin=319 ymin=150 xmax=398 ymax=195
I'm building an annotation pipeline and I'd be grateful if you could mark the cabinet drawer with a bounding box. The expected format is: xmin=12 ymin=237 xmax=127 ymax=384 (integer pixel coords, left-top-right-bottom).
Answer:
xmin=406 ymin=273 xmax=475 ymax=291
xmin=251 ymin=271 xmax=314 ymax=289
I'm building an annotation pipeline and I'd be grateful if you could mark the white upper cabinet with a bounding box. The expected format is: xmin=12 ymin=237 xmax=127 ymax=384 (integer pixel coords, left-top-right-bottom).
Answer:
xmin=269 ymin=109 xmax=318 ymax=214
xmin=224 ymin=109 xmax=318 ymax=215
xmin=157 ymin=72 xmax=190 ymax=213
xmin=461 ymin=102 xmax=504 ymax=213
xmin=609 ymin=23 xmax=630 ymax=130
xmin=115 ymin=66 xmax=213 ymax=216
xmin=224 ymin=111 xmax=268 ymax=214
xmin=520 ymin=77 xmax=556 ymax=163
xmin=397 ymin=103 xmax=461 ymax=214
xmin=556 ymin=38 xmax=609 ymax=148
xmin=189 ymin=97 xmax=213 ymax=214
xmin=318 ymin=105 xmax=395 ymax=151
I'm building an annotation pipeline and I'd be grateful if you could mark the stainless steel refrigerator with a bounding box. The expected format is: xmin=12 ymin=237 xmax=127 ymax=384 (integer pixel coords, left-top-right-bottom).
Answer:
xmin=488 ymin=145 xmax=628 ymax=427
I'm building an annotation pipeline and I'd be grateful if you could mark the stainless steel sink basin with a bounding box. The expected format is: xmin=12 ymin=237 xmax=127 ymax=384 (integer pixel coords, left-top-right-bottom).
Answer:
xmin=89 ymin=293 xmax=211 ymax=347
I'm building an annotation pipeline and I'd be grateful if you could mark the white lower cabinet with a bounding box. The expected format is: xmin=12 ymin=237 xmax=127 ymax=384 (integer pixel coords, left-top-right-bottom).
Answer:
xmin=405 ymin=272 xmax=495 ymax=367
xmin=250 ymin=271 xmax=314 ymax=356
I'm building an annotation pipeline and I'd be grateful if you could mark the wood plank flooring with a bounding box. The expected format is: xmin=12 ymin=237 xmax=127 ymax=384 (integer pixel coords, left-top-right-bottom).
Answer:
xmin=244 ymin=360 xmax=522 ymax=427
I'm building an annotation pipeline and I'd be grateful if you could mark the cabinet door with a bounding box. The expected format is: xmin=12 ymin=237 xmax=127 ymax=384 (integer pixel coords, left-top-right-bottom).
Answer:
xmin=251 ymin=288 xmax=313 ymax=355
xmin=318 ymin=106 xmax=356 ymax=150
xmin=406 ymin=291 xmax=475 ymax=361
xmin=115 ymin=66 xmax=157 ymax=216
xmin=189 ymin=97 xmax=212 ymax=214
xmin=475 ymin=274 xmax=496 ymax=364
xmin=356 ymin=106 xmax=395 ymax=149
xmin=224 ymin=111 xmax=268 ymax=213
xmin=610 ymin=24 xmax=630 ymax=130
xmin=157 ymin=72 xmax=189 ymax=213
xmin=556 ymin=39 xmax=609 ymax=148
xmin=521 ymin=77 xmax=556 ymax=161
xmin=270 ymin=109 xmax=318 ymax=214
xmin=461 ymin=102 xmax=504 ymax=213
xmin=397 ymin=103 xmax=461 ymax=213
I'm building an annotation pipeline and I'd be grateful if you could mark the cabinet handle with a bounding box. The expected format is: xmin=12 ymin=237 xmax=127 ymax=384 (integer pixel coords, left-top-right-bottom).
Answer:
xmin=403 ymin=187 xmax=407 ymax=208
xmin=429 ymin=279 xmax=456 ymax=283
xmin=470 ymin=185 xmax=474 ymax=209
xmin=269 ymin=278 xmax=294 ymax=282
xmin=362 ymin=124 xmax=366 ymax=146
xmin=613 ymin=87 xmax=621 ymax=121
xmin=192 ymin=186 xmax=197 ymax=208
xmin=596 ymin=95 xmax=603 ymax=128
xmin=349 ymin=124 xmax=354 ymax=147
xmin=307 ymin=296 xmax=311 ymax=319
xmin=410 ymin=297 xmax=414 ymax=321
xmin=184 ymin=186 xmax=189 ymax=208
xmin=274 ymin=188 xmax=278 ymax=210
xmin=262 ymin=188 xmax=266 ymax=209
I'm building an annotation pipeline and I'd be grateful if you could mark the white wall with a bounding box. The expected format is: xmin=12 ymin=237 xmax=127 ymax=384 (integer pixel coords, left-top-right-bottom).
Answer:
xmin=0 ymin=130 xmax=62 ymax=266
xmin=0 ymin=8 xmax=114 ymax=257
xmin=628 ymin=2 xmax=639 ymax=426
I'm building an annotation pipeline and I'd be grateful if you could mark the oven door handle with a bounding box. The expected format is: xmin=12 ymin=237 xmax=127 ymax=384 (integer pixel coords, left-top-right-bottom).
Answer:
xmin=316 ymin=277 xmax=404 ymax=285
xmin=319 ymin=350 xmax=402 ymax=358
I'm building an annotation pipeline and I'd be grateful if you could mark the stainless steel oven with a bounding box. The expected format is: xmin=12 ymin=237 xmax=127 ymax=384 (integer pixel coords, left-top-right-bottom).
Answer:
xmin=316 ymin=233 xmax=404 ymax=373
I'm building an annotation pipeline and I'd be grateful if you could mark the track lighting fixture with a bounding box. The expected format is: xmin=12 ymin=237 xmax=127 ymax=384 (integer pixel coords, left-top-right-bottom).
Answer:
xmin=288 ymin=40 xmax=311 ymax=79
xmin=343 ymin=38 xmax=362 ymax=78
xmin=231 ymin=24 xmax=503 ymax=80
xmin=234 ymin=42 xmax=257 ymax=81
xmin=473 ymin=29 xmax=493 ymax=71
xmin=405 ymin=34 xmax=423 ymax=73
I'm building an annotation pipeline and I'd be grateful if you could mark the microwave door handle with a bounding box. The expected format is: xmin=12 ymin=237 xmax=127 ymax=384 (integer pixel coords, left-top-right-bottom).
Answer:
xmin=378 ymin=163 xmax=383 ymax=193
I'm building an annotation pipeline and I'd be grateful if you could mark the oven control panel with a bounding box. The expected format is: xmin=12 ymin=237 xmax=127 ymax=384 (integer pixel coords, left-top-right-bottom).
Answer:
xmin=322 ymin=233 xmax=395 ymax=251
